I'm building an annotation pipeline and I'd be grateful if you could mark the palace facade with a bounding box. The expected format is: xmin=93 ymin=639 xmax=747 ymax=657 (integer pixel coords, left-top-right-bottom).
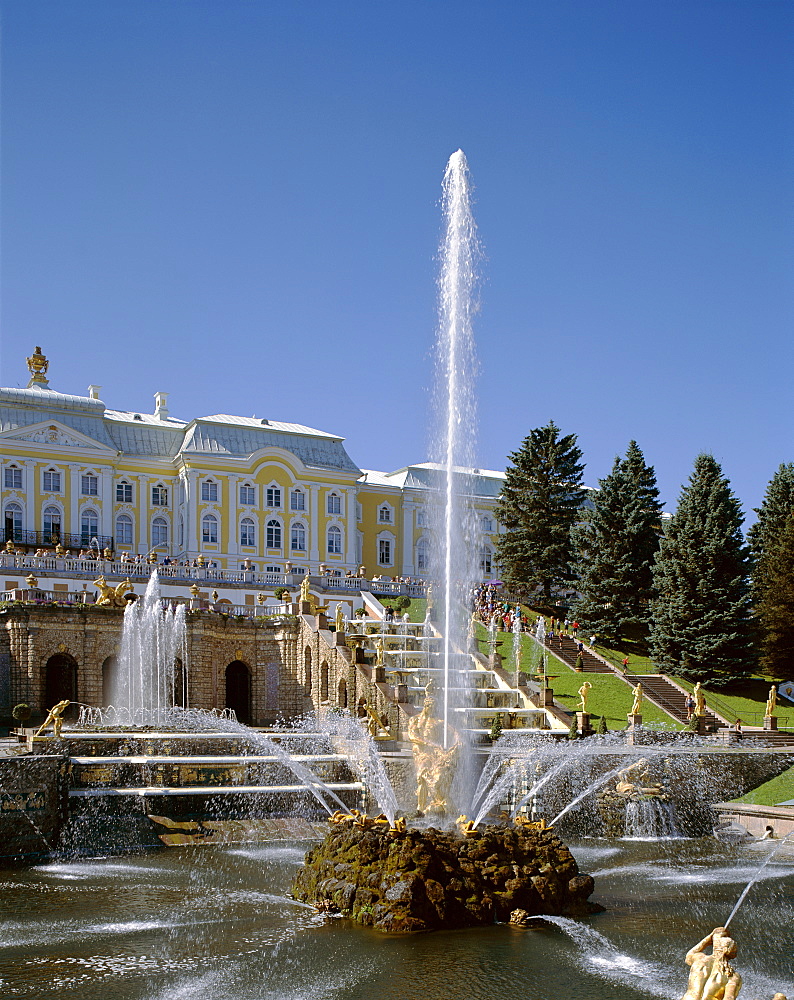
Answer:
xmin=1 ymin=348 xmax=503 ymax=581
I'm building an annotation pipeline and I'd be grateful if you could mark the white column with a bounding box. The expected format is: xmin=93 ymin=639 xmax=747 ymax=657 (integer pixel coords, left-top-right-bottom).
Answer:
xmin=226 ymin=475 xmax=239 ymax=559
xmin=401 ymin=502 xmax=415 ymax=576
xmin=100 ymin=468 xmax=113 ymax=540
xmin=309 ymin=484 xmax=320 ymax=565
xmin=68 ymin=465 xmax=80 ymax=540
xmin=24 ymin=460 xmax=35 ymax=531
xmin=137 ymin=476 xmax=149 ymax=554
xmin=185 ymin=470 xmax=198 ymax=555
xmin=344 ymin=488 xmax=356 ymax=567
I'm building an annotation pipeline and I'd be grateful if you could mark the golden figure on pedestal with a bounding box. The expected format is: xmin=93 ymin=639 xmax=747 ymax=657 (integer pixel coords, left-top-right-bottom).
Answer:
xmin=34 ymin=699 xmax=70 ymax=739
xmin=26 ymin=345 xmax=49 ymax=384
xmin=407 ymin=685 xmax=461 ymax=815
xmin=93 ymin=575 xmax=133 ymax=607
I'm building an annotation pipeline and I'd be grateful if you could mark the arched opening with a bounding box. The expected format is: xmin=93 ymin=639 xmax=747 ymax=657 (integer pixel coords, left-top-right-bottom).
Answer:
xmin=357 ymin=696 xmax=367 ymax=718
xmin=44 ymin=653 xmax=78 ymax=716
xmin=225 ymin=660 xmax=251 ymax=723
xmin=337 ymin=676 xmax=348 ymax=710
xmin=320 ymin=661 xmax=329 ymax=702
xmin=304 ymin=646 xmax=312 ymax=694
xmin=173 ymin=657 xmax=186 ymax=708
xmin=101 ymin=655 xmax=117 ymax=706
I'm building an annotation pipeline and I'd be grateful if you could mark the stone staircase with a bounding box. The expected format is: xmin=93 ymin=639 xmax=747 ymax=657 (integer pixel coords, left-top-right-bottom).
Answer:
xmin=543 ymin=635 xmax=612 ymax=673
xmin=634 ymin=674 xmax=727 ymax=728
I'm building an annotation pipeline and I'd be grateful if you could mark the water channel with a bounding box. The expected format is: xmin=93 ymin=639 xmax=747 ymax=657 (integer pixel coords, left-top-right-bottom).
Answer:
xmin=2 ymin=837 xmax=792 ymax=999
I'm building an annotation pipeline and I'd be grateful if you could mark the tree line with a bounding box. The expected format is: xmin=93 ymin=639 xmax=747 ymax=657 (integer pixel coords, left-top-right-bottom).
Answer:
xmin=494 ymin=421 xmax=794 ymax=684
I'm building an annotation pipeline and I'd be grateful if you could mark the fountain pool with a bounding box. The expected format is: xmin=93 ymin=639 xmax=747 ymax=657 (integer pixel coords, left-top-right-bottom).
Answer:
xmin=1 ymin=837 xmax=791 ymax=999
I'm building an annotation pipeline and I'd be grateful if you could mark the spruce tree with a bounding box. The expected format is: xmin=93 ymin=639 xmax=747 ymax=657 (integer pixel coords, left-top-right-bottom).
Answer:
xmin=495 ymin=421 xmax=585 ymax=598
xmin=748 ymin=463 xmax=794 ymax=608
xmin=572 ymin=441 xmax=662 ymax=643
xmin=648 ymin=454 xmax=754 ymax=685
xmin=755 ymin=509 xmax=794 ymax=680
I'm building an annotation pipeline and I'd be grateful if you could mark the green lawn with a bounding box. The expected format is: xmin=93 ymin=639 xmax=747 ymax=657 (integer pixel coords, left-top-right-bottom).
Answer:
xmin=731 ymin=765 xmax=794 ymax=807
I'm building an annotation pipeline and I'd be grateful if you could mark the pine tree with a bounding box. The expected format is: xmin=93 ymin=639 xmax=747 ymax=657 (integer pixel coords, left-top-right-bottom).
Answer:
xmin=572 ymin=441 xmax=662 ymax=643
xmin=748 ymin=463 xmax=794 ymax=607
xmin=495 ymin=421 xmax=585 ymax=598
xmin=648 ymin=454 xmax=754 ymax=685
xmin=756 ymin=509 xmax=794 ymax=680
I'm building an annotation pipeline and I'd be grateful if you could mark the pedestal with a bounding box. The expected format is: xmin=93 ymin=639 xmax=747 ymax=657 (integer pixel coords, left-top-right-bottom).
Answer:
xmin=627 ymin=713 xmax=642 ymax=728
xmin=764 ymin=715 xmax=778 ymax=731
xmin=334 ymin=630 xmax=348 ymax=648
xmin=316 ymin=612 xmax=328 ymax=631
xmin=373 ymin=666 xmax=386 ymax=683
xmin=396 ymin=683 xmax=409 ymax=703
xmin=299 ymin=600 xmax=313 ymax=614
xmin=577 ymin=712 xmax=593 ymax=735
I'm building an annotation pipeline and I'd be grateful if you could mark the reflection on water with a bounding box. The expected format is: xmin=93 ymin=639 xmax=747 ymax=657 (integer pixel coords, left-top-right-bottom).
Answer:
xmin=0 ymin=838 xmax=791 ymax=1000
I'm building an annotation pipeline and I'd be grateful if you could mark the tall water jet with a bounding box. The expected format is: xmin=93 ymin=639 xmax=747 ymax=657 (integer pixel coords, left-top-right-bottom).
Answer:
xmin=429 ymin=149 xmax=482 ymax=769
xmin=107 ymin=570 xmax=187 ymax=725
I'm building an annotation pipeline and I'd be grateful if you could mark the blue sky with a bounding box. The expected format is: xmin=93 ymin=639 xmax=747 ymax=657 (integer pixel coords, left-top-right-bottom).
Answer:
xmin=1 ymin=1 xmax=791 ymax=518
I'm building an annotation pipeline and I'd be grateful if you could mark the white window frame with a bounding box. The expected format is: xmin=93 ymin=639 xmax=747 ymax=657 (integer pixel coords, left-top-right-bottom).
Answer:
xmin=116 ymin=513 xmax=134 ymax=545
xmin=239 ymin=484 xmax=256 ymax=506
xmin=43 ymin=504 xmax=62 ymax=540
xmin=81 ymin=473 xmax=99 ymax=497
xmin=378 ymin=504 xmax=393 ymax=524
xmin=266 ymin=519 xmax=282 ymax=549
xmin=327 ymin=524 xmax=342 ymax=554
xmin=377 ymin=532 xmax=395 ymax=566
xmin=240 ymin=517 xmax=256 ymax=547
xmin=416 ymin=536 xmax=430 ymax=571
xmin=4 ymin=502 xmax=23 ymax=535
xmin=327 ymin=492 xmax=342 ymax=515
xmin=80 ymin=508 xmax=99 ymax=543
xmin=4 ymin=465 xmax=22 ymax=490
xmin=43 ymin=469 xmax=62 ymax=493
xmin=202 ymin=513 xmax=219 ymax=544
xmin=266 ymin=484 xmax=282 ymax=509
xmin=116 ymin=480 xmax=133 ymax=503
xmin=291 ymin=521 xmax=306 ymax=552
xmin=152 ymin=484 xmax=169 ymax=507
xmin=290 ymin=488 xmax=306 ymax=512
xmin=151 ymin=516 xmax=169 ymax=548
xmin=201 ymin=479 xmax=219 ymax=502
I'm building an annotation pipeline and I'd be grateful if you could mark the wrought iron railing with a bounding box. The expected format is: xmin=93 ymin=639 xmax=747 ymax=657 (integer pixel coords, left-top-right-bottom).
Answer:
xmin=3 ymin=529 xmax=114 ymax=551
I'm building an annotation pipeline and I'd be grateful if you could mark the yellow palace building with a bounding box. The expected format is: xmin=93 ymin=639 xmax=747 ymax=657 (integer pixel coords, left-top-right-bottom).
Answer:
xmin=1 ymin=348 xmax=503 ymax=590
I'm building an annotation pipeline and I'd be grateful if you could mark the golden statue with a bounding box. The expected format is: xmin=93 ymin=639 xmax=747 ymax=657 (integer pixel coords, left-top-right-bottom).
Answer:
xmin=34 ymin=699 xmax=70 ymax=738
xmin=26 ymin=345 xmax=49 ymax=384
xmin=766 ymin=685 xmax=777 ymax=718
xmin=694 ymin=682 xmax=706 ymax=717
xmin=335 ymin=603 xmax=345 ymax=633
xmin=5 ymin=540 xmax=15 ymax=554
xmin=407 ymin=685 xmax=461 ymax=814
xmin=93 ymin=575 xmax=133 ymax=607
xmin=615 ymin=758 xmax=662 ymax=797
xmin=300 ymin=575 xmax=311 ymax=604
xmin=375 ymin=638 xmax=385 ymax=666
xmin=680 ymin=927 xmax=742 ymax=1000
xmin=578 ymin=680 xmax=592 ymax=712
xmin=630 ymin=682 xmax=643 ymax=716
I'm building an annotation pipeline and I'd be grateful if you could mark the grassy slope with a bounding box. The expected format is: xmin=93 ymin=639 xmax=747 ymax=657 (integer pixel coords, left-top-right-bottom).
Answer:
xmin=731 ymin=765 xmax=794 ymax=807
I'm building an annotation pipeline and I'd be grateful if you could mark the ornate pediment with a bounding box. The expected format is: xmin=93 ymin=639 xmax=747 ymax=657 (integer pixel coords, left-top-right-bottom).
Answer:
xmin=0 ymin=420 xmax=114 ymax=454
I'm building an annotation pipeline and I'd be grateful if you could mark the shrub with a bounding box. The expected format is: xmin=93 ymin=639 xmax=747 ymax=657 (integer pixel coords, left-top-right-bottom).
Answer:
xmin=489 ymin=714 xmax=503 ymax=743
xmin=597 ymin=715 xmax=608 ymax=735
xmin=12 ymin=703 xmax=32 ymax=723
xmin=274 ymin=587 xmax=290 ymax=601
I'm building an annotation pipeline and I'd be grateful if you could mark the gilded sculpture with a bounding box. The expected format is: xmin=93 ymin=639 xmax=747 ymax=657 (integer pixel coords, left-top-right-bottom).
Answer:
xmin=766 ymin=685 xmax=777 ymax=719
xmin=93 ymin=575 xmax=133 ymax=607
xmin=680 ymin=927 xmax=742 ymax=1000
xmin=335 ymin=603 xmax=345 ymax=633
xmin=578 ymin=680 xmax=592 ymax=713
xmin=630 ymin=682 xmax=643 ymax=717
xmin=300 ymin=575 xmax=311 ymax=605
xmin=26 ymin=345 xmax=49 ymax=384
xmin=34 ymin=699 xmax=70 ymax=739
xmin=694 ymin=681 xmax=706 ymax=717
xmin=407 ymin=685 xmax=461 ymax=815
xmin=615 ymin=759 xmax=662 ymax=798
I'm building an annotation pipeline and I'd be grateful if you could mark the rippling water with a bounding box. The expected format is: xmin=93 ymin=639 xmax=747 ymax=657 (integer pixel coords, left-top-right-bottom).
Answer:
xmin=0 ymin=838 xmax=791 ymax=1000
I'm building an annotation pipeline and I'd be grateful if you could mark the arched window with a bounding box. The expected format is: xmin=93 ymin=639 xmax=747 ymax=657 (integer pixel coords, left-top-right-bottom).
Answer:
xmin=80 ymin=509 xmax=99 ymax=545
xmin=378 ymin=505 xmax=392 ymax=523
xmin=43 ymin=468 xmax=61 ymax=493
xmin=151 ymin=483 xmax=168 ymax=507
xmin=116 ymin=479 xmax=133 ymax=503
xmin=320 ymin=661 xmax=329 ymax=701
xmin=266 ymin=484 xmax=282 ymax=508
xmin=290 ymin=488 xmax=305 ymax=511
xmin=201 ymin=479 xmax=218 ymax=502
xmin=416 ymin=537 xmax=430 ymax=571
xmin=240 ymin=517 xmax=256 ymax=547
xmin=327 ymin=492 xmax=341 ymax=515
xmin=327 ymin=525 xmax=342 ymax=554
xmin=291 ymin=522 xmax=306 ymax=551
xmin=4 ymin=503 xmax=22 ymax=539
xmin=266 ymin=519 xmax=282 ymax=548
xmin=416 ymin=508 xmax=428 ymax=528
xmin=116 ymin=514 xmax=133 ymax=545
xmin=43 ymin=505 xmax=61 ymax=542
xmin=152 ymin=517 xmax=168 ymax=548
xmin=202 ymin=513 xmax=218 ymax=544
xmin=480 ymin=546 xmax=492 ymax=575
xmin=480 ymin=515 xmax=494 ymax=533
xmin=4 ymin=465 xmax=22 ymax=489
xmin=239 ymin=483 xmax=256 ymax=505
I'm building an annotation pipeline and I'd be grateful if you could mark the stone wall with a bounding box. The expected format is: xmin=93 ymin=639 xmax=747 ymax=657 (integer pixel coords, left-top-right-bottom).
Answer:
xmin=0 ymin=754 xmax=68 ymax=864
xmin=0 ymin=605 xmax=411 ymax=734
